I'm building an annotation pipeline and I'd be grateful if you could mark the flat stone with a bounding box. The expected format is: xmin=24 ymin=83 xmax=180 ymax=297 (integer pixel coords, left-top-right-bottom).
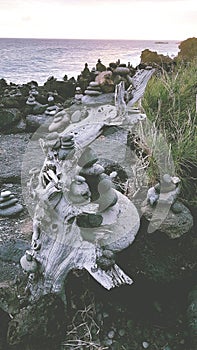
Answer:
xmin=61 ymin=134 xmax=73 ymax=142
xmin=84 ymin=90 xmax=102 ymax=96
xmin=114 ymin=67 xmax=130 ymax=75
xmin=87 ymin=86 xmax=101 ymax=91
xmin=0 ymin=203 xmax=23 ymax=217
xmin=80 ymin=163 xmax=104 ymax=176
xmin=71 ymin=110 xmax=82 ymax=123
xmin=48 ymin=114 xmax=70 ymax=132
xmin=46 ymin=132 xmax=59 ymax=140
xmin=0 ymin=197 xmax=18 ymax=209
xmin=0 ymin=194 xmax=15 ymax=203
xmin=89 ymin=81 xmax=100 ymax=87
xmin=74 ymin=175 xmax=86 ymax=183
xmin=81 ymin=93 xmax=114 ymax=106
xmin=1 ymin=191 xmax=12 ymax=198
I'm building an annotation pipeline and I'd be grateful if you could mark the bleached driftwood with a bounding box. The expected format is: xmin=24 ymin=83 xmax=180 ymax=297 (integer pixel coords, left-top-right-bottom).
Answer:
xmin=21 ymin=69 xmax=154 ymax=303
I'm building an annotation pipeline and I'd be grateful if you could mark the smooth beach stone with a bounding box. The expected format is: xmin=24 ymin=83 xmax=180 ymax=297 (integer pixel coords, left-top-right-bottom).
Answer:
xmin=46 ymin=105 xmax=57 ymax=111
xmin=46 ymin=132 xmax=59 ymax=140
xmin=0 ymin=197 xmax=18 ymax=209
xmin=61 ymin=142 xmax=75 ymax=149
xmin=114 ymin=67 xmax=130 ymax=75
xmin=80 ymin=163 xmax=105 ymax=176
xmin=1 ymin=191 xmax=12 ymax=198
xmin=61 ymin=134 xmax=73 ymax=142
xmin=48 ymin=113 xmax=70 ymax=132
xmin=58 ymin=148 xmax=74 ymax=160
xmin=69 ymin=179 xmax=90 ymax=203
xmin=87 ymin=86 xmax=101 ymax=91
xmin=20 ymin=254 xmax=38 ymax=273
xmin=97 ymin=188 xmax=118 ymax=212
xmin=0 ymin=203 xmax=23 ymax=217
xmin=26 ymin=95 xmax=36 ymax=105
xmin=76 ymin=212 xmax=103 ymax=228
xmin=53 ymin=116 xmax=63 ymax=123
xmin=81 ymin=92 xmax=115 ymax=106
xmin=98 ymin=178 xmax=112 ymax=193
xmin=0 ymin=194 xmax=15 ymax=203
xmin=84 ymin=90 xmax=102 ymax=96
xmin=75 ymin=175 xmax=86 ymax=183
xmin=78 ymin=147 xmax=98 ymax=168
xmin=89 ymin=81 xmax=100 ymax=87
xmin=71 ymin=110 xmax=82 ymax=123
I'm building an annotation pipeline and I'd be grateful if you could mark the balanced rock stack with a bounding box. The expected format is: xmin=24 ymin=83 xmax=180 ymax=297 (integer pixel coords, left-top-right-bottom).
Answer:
xmin=58 ymin=134 xmax=75 ymax=160
xmin=74 ymin=86 xmax=83 ymax=104
xmin=84 ymin=81 xmax=102 ymax=97
xmin=68 ymin=175 xmax=91 ymax=204
xmin=0 ymin=190 xmax=23 ymax=217
xmin=26 ymin=93 xmax=36 ymax=106
xmin=48 ymin=110 xmax=70 ymax=132
xmin=78 ymin=147 xmax=117 ymax=211
xmin=141 ymin=174 xmax=193 ymax=239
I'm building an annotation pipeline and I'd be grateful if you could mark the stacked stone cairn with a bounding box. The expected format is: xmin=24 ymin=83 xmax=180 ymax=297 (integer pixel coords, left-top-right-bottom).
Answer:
xmin=74 ymin=86 xmax=83 ymax=104
xmin=48 ymin=109 xmax=70 ymax=132
xmin=57 ymin=134 xmax=75 ymax=161
xmin=78 ymin=147 xmax=117 ymax=212
xmin=84 ymin=81 xmax=102 ymax=97
xmin=141 ymin=174 xmax=193 ymax=239
xmin=0 ymin=190 xmax=23 ymax=217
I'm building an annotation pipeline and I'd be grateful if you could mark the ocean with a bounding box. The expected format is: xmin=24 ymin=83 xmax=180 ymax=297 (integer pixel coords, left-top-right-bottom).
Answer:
xmin=0 ymin=38 xmax=180 ymax=85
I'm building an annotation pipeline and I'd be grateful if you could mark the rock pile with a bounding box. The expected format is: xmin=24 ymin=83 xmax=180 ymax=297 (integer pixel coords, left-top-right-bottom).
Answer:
xmin=0 ymin=190 xmax=23 ymax=217
xmin=141 ymin=174 xmax=193 ymax=239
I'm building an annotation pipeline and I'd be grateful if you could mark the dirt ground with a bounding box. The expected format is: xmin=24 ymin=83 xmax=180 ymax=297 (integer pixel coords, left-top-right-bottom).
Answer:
xmin=0 ymin=132 xmax=196 ymax=350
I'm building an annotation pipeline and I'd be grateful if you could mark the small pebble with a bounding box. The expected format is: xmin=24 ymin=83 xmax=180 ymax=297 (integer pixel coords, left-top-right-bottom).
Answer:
xmin=108 ymin=330 xmax=115 ymax=339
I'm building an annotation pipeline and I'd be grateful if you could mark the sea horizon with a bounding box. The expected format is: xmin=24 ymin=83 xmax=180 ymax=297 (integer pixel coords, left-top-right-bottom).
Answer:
xmin=0 ymin=38 xmax=180 ymax=85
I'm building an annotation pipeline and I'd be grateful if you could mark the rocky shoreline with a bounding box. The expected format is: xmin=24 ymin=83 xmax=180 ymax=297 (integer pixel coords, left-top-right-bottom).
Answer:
xmin=0 ymin=42 xmax=197 ymax=350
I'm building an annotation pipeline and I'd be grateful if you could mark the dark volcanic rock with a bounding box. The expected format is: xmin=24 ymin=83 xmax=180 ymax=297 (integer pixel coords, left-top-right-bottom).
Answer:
xmin=0 ymin=108 xmax=22 ymax=131
xmin=26 ymin=114 xmax=51 ymax=132
xmin=44 ymin=79 xmax=76 ymax=99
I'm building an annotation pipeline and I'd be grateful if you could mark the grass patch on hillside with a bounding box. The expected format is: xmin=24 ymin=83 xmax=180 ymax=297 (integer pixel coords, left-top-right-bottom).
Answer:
xmin=142 ymin=60 xmax=197 ymax=205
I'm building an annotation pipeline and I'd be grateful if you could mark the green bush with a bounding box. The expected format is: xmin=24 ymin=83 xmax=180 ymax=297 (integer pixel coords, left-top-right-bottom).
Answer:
xmin=142 ymin=59 xmax=197 ymax=205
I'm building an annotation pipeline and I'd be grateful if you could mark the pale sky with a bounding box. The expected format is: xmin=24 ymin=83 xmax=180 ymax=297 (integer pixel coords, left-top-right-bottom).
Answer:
xmin=0 ymin=0 xmax=196 ymax=40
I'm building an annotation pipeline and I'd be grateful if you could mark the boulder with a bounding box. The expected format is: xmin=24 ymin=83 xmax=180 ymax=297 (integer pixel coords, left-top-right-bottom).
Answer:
xmin=26 ymin=114 xmax=51 ymax=132
xmin=0 ymin=108 xmax=21 ymax=130
xmin=141 ymin=200 xmax=193 ymax=239
xmin=81 ymin=92 xmax=114 ymax=105
xmin=113 ymin=67 xmax=130 ymax=75
xmin=95 ymin=71 xmax=115 ymax=93
xmin=48 ymin=110 xmax=70 ymax=132
xmin=44 ymin=80 xmax=76 ymax=98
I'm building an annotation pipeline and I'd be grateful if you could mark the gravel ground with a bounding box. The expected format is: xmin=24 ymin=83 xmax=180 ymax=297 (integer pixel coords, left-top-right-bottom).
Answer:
xmin=0 ymin=130 xmax=196 ymax=350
